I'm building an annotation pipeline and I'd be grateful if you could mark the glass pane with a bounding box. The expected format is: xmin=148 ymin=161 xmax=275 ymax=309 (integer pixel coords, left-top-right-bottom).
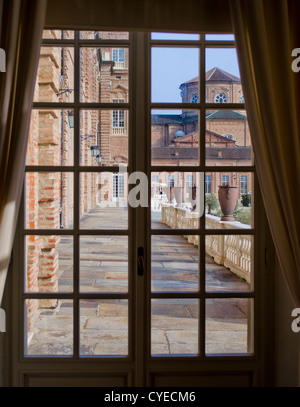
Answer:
xmin=206 ymin=235 xmax=253 ymax=291
xmin=80 ymin=31 xmax=129 ymax=40
xmin=25 ymin=173 xmax=74 ymax=230
xmin=27 ymin=109 xmax=74 ymax=166
xmin=25 ymin=235 xmax=73 ymax=293
xmin=205 ymin=34 xmax=235 ymax=41
xmin=205 ymin=48 xmax=243 ymax=104
xmin=151 ymin=235 xmax=199 ymax=292
xmin=151 ymin=47 xmax=199 ymax=103
xmin=152 ymin=172 xmax=204 ymax=229
xmin=80 ymin=47 xmax=129 ymax=103
xmin=151 ymin=299 xmax=199 ymax=355
xmin=151 ymin=109 xmax=199 ymax=166
xmin=79 ymin=172 xmax=128 ymax=230
xmin=205 ymin=172 xmax=254 ymax=229
xmin=80 ymin=300 xmax=128 ymax=356
xmin=25 ymin=299 xmax=73 ymax=356
xmin=80 ymin=110 xmax=128 ymax=166
xmin=205 ymin=109 xmax=252 ymax=166
xmin=206 ymin=298 xmax=253 ymax=354
xmin=43 ymin=30 xmax=74 ymax=39
xmin=151 ymin=32 xmax=200 ymax=40
xmin=33 ymin=47 xmax=74 ymax=103
xmin=80 ymin=236 xmax=128 ymax=293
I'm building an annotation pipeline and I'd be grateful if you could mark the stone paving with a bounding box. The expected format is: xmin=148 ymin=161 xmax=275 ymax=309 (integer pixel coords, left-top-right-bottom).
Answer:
xmin=27 ymin=206 xmax=250 ymax=356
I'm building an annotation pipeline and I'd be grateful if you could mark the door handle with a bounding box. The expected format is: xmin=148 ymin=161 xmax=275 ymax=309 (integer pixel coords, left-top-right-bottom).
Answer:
xmin=137 ymin=246 xmax=144 ymax=276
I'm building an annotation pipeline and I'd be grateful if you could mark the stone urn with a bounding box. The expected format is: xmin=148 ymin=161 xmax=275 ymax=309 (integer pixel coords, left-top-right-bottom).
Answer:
xmin=170 ymin=186 xmax=175 ymax=203
xmin=174 ymin=187 xmax=182 ymax=207
xmin=218 ymin=185 xmax=238 ymax=221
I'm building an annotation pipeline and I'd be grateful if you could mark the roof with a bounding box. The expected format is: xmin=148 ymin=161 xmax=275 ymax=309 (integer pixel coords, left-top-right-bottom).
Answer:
xmin=151 ymin=114 xmax=183 ymax=125
xmin=206 ymin=147 xmax=252 ymax=160
xmin=152 ymin=146 xmax=252 ymax=161
xmin=172 ymin=130 xmax=236 ymax=144
xmin=152 ymin=110 xmax=246 ymax=126
xmin=180 ymin=67 xmax=240 ymax=88
xmin=206 ymin=110 xmax=247 ymax=120
xmin=206 ymin=67 xmax=240 ymax=82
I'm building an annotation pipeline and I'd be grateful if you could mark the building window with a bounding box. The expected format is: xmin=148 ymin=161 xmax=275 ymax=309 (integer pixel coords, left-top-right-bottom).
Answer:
xmin=113 ymin=173 xmax=125 ymax=198
xmin=241 ymin=175 xmax=248 ymax=194
xmin=222 ymin=175 xmax=229 ymax=185
xmin=191 ymin=94 xmax=199 ymax=103
xmin=186 ymin=175 xmax=193 ymax=193
xmin=112 ymin=99 xmax=125 ymax=134
xmin=168 ymin=175 xmax=175 ymax=187
xmin=223 ymin=133 xmax=234 ymax=140
xmin=205 ymin=175 xmax=211 ymax=194
xmin=215 ymin=92 xmax=228 ymax=103
xmin=112 ymin=48 xmax=125 ymax=69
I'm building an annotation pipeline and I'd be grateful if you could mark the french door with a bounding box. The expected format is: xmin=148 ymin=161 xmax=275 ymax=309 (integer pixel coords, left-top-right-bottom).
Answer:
xmin=8 ymin=30 xmax=272 ymax=387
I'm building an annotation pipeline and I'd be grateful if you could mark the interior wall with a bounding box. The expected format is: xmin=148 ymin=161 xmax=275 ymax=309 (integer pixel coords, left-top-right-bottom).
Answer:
xmin=275 ymin=258 xmax=300 ymax=386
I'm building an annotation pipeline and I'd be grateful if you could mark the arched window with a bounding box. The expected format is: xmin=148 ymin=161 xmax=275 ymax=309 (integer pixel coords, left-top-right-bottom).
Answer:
xmin=191 ymin=94 xmax=198 ymax=103
xmin=215 ymin=92 xmax=228 ymax=103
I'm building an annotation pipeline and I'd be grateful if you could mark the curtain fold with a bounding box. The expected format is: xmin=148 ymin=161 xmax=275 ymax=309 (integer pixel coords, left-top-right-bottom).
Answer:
xmin=230 ymin=0 xmax=300 ymax=306
xmin=0 ymin=0 xmax=47 ymax=304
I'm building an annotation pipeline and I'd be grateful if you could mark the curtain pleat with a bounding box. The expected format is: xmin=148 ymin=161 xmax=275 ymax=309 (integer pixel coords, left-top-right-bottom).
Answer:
xmin=230 ymin=0 xmax=300 ymax=306
xmin=0 ymin=0 xmax=47 ymax=304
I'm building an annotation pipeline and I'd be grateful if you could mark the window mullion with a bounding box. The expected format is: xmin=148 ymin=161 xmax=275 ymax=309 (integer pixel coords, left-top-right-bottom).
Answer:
xmin=73 ymin=30 xmax=80 ymax=359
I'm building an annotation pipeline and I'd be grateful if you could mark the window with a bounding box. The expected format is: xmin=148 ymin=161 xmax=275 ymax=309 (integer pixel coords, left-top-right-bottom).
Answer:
xmin=241 ymin=175 xmax=248 ymax=194
xmin=113 ymin=173 xmax=125 ymax=198
xmin=205 ymin=175 xmax=211 ymax=194
xmin=215 ymin=92 xmax=228 ymax=103
xmin=191 ymin=94 xmax=199 ymax=103
xmin=112 ymin=99 xmax=125 ymax=134
xmin=112 ymin=48 xmax=125 ymax=69
xmin=168 ymin=175 xmax=175 ymax=187
xmin=11 ymin=28 xmax=268 ymax=387
xmin=222 ymin=175 xmax=230 ymax=185
xmin=223 ymin=134 xmax=234 ymax=140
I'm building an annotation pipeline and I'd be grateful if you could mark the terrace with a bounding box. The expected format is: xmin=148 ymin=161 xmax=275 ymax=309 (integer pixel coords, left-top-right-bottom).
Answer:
xmin=26 ymin=205 xmax=251 ymax=357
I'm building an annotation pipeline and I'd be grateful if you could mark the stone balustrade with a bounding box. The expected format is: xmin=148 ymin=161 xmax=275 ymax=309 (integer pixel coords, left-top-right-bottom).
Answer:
xmin=160 ymin=204 xmax=252 ymax=283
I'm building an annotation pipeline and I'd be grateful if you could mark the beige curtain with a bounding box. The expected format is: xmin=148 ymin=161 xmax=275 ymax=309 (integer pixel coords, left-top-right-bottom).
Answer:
xmin=230 ymin=0 xmax=300 ymax=306
xmin=0 ymin=0 xmax=47 ymax=305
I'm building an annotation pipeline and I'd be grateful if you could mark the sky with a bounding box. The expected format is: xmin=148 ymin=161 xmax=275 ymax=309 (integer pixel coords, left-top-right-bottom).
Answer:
xmin=151 ymin=33 xmax=239 ymax=107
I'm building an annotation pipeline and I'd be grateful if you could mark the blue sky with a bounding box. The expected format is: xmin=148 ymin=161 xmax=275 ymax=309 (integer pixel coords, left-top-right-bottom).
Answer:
xmin=151 ymin=33 xmax=239 ymax=105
